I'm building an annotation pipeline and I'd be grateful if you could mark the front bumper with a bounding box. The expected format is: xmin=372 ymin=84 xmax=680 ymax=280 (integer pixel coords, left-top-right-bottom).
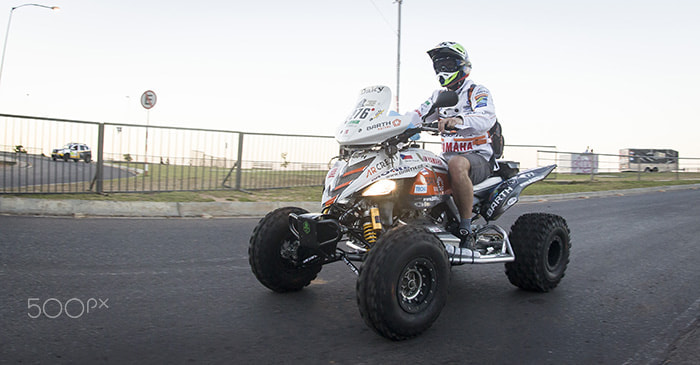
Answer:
xmin=288 ymin=212 xmax=342 ymax=254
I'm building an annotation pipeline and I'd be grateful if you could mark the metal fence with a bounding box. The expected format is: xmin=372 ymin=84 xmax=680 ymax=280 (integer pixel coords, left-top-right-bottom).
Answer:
xmin=537 ymin=150 xmax=700 ymax=181
xmin=2 ymin=113 xmax=551 ymax=195
xmin=1 ymin=114 xmax=338 ymax=194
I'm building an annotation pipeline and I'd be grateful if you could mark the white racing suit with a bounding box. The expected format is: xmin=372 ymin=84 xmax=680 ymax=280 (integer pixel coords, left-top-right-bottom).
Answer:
xmin=407 ymin=80 xmax=497 ymax=164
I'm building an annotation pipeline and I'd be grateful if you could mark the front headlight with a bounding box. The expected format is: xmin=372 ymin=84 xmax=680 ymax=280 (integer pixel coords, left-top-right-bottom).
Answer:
xmin=362 ymin=179 xmax=396 ymax=196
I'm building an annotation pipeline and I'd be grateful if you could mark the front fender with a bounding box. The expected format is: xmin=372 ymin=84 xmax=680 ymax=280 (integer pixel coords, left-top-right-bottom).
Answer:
xmin=481 ymin=164 xmax=556 ymax=221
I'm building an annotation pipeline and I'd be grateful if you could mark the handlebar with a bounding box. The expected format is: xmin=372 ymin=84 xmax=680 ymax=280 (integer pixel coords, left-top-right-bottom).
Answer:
xmin=376 ymin=117 xmax=460 ymax=156
xmin=421 ymin=125 xmax=440 ymax=134
xmin=422 ymin=122 xmax=458 ymax=134
xmin=383 ymin=123 xmax=455 ymax=151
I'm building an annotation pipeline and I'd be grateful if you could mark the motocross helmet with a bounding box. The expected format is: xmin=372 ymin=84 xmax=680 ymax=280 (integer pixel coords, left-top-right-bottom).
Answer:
xmin=427 ymin=41 xmax=472 ymax=90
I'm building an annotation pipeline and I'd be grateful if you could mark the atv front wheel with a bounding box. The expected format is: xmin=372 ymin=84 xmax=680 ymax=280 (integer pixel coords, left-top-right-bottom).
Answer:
xmin=249 ymin=207 xmax=322 ymax=293
xmin=505 ymin=213 xmax=571 ymax=292
xmin=356 ymin=225 xmax=450 ymax=340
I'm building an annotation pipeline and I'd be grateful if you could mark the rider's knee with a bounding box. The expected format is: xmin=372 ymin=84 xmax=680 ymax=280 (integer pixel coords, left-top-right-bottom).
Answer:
xmin=448 ymin=155 xmax=471 ymax=175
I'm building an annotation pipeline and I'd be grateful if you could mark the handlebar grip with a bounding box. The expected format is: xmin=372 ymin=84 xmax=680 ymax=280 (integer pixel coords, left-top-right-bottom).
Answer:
xmin=422 ymin=122 xmax=458 ymax=132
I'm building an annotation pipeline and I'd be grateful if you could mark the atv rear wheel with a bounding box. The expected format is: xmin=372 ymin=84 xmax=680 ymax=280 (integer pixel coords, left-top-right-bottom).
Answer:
xmin=505 ymin=213 xmax=571 ymax=292
xmin=249 ymin=207 xmax=322 ymax=293
xmin=356 ymin=225 xmax=450 ymax=340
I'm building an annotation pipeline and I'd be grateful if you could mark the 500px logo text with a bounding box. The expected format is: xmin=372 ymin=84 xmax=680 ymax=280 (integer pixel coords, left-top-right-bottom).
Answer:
xmin=27 ymin=297 xmax=109 ymax=319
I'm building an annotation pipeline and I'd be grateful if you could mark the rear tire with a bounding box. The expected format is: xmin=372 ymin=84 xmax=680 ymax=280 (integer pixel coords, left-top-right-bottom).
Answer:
xmin=357 ymin=225 xmax=450 ymax=340
xmin=249 ymin=207 xmax=322 ymax=293
xmin=505 ymin=213 xmax=571 ymax=292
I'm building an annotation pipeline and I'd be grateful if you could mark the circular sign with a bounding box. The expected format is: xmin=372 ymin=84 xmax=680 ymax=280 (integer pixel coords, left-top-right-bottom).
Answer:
xmin=141 ymin=90 xmax=157 ymax=109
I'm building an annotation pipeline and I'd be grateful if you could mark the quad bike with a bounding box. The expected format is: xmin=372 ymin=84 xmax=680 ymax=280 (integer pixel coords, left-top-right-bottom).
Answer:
xmin=249 ymin=86 xmax=571 ymax=340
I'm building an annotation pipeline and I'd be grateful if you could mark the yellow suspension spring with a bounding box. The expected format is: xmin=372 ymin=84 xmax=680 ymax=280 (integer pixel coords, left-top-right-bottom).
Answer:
xmin=363 ymin=222 xmax=378 ymax=244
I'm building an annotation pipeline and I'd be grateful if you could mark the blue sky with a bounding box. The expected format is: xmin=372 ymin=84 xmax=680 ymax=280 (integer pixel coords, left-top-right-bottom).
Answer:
xmin=1 ymin=0 xmax=698 ymax=157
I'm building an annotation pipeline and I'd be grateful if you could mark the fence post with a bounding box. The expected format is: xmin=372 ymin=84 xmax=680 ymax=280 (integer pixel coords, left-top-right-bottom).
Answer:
xmin=236 ymin=132 xmax=244 ymax=190
xmin=637 ymin=159 xmax=641 ymax=181
xmin=96 ymin=123 xmax=105 ymax=193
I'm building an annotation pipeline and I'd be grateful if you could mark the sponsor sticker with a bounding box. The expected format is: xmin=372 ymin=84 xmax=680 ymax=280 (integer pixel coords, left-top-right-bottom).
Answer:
xmin=361 ymin=86 xmax=385 ymax=94
xmin=436 ymin=176 xmax=445 ymax=192
xmin=475 ymin=93 xmax=488 ymax=108
xmin=442 ymin=141 xmax=473 ymax=152
xmin=414 ymin=185 xmax=428 ymax=194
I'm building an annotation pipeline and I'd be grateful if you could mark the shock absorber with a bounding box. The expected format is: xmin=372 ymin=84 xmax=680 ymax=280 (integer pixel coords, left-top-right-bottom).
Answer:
xmin=362 ymin=206 xmax=383 ymax=244
xmin=363 ymin=221 xmax=378 ymax=244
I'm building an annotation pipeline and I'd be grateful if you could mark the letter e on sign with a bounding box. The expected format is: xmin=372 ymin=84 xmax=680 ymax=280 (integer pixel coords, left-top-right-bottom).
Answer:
xmin=141 ymin=90 xmax=157 ymax=109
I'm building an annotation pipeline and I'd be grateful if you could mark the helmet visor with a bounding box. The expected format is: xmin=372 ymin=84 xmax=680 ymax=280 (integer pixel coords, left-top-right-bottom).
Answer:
xmin=433 ymin=57 xmax=462 ymax=73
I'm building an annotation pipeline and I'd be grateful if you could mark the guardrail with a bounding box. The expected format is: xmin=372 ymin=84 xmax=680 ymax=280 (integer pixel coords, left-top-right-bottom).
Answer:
xmin=1 ymin=113 xmax=553 ymax=194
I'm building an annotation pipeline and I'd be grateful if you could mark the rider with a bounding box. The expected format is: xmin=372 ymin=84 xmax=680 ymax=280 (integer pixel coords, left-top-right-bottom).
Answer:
xmin=408 ymin=41 xmax=498 ymax=247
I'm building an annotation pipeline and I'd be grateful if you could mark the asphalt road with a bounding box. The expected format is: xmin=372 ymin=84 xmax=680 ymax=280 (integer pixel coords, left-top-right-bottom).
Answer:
xmin=1 ymin=189 xmax=699 ymax=364
xmin=0 ymin=154 xmax=132 ymax=189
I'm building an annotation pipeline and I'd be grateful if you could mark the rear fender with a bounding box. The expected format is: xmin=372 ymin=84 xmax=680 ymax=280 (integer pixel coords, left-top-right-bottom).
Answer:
xmin=481 ymin=164 xmax=556 ymax=221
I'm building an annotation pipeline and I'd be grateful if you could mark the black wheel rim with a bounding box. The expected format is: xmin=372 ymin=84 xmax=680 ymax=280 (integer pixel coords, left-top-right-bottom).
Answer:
xmin=398 ymin=258 xmax=436 ymax=314
xmin=279 ymin=236 xmax=301 ymax=268
xmin=545 ymin=233 xmax=565 ymax=277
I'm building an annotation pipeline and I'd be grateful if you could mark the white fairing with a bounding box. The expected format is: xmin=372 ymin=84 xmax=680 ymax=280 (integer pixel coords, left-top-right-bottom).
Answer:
xmin=336 ymin=86 xmax=410 ymax=146
xmin=322 ymin=86 xmax=448 ymax=206
xmin=322 ymin=147 xmax=447 ymax=205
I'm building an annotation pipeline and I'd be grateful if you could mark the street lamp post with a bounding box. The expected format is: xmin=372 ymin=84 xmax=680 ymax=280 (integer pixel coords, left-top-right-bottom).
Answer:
xmin=395 ymin=0 xmax=402 ymax=113
xmin=0 ymin=3 xmax=60 ymax=89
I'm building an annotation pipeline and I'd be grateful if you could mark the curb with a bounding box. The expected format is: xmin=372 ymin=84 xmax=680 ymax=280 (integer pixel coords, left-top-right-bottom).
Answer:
xmin=518 ymin=183 xmax=700 ymax=203
xmin=0 ymin=197 xmax=320 ymax=218
xmin=1 ymin=183 xmax=699 ymax=218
